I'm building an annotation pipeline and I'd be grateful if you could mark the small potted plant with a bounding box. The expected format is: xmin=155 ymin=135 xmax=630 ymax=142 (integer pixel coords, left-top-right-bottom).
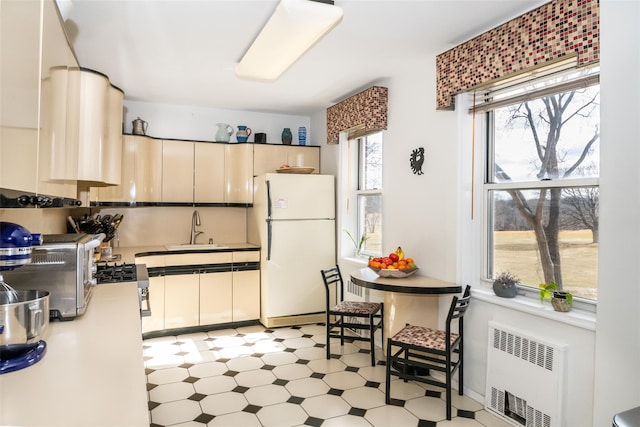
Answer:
xmin=492 ymin=271 xmax=519 ymax=298
xmin=539 ymin=281 xmax=573 ymax=312
xmin=344 ymin=230 xmax=369 ymax=257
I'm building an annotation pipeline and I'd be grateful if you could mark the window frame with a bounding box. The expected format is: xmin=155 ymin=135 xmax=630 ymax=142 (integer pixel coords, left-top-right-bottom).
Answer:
xmin=477 ymin=71 xmax=600 ymax=308
xmin=356 ymin=134 xmax=383 ymax=257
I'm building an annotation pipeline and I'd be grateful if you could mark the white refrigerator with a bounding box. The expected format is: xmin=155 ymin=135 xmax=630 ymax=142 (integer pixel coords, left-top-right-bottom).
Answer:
xmin=248 ymin=173 xmax=336 ymax=327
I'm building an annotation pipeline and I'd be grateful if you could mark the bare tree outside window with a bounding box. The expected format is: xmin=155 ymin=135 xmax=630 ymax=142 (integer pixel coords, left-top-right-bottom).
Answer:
xmin=490 ymin=83 xmax=600 ymax=299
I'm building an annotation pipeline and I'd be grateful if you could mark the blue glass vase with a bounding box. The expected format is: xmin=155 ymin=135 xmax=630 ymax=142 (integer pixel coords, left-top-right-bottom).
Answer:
xmin=298 ymin=126 xmax=307 ymax=145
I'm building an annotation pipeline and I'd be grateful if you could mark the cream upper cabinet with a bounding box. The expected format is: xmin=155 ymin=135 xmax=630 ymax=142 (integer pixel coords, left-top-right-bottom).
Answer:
xmin=162 ymin=140 xmax=194 ymax=203
xmin=194 ymin=143 xmax=225 ymax=203
xmin=94 ymin=135 xmax=161 ymax=203
xmin=92 ymin=135 xmax=136 ymax=202
xmin=0 ymin=0 xmax=79 ymax=198
xmin=253 ymin=144 xmax=320 ymax=176
xmin=135 ymin=136 xmax=163 ymax=202
xmin=225 ymin=144 xmax=253 ymax=204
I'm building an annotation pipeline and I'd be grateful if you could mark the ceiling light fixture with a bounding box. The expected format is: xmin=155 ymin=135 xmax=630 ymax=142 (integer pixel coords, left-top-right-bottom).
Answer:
xmin=235 ymin=0 xmax=343 ymax=81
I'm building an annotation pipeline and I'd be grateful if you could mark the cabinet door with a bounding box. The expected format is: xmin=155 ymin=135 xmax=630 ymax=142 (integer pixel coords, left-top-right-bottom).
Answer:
xmin=199 ymin=271 xmax=233 ymax=325
xmin=286 ymin=146 xmax=319 ymax=171
xmin=253 ymin=145 xmax=287 ymax=176
xmin=232 ymin=251 xmax=260 ymax=321
xmin=232 ymin=270 xmax=260 ymax=321
xmin=225 ymin=144 xmax=253 ymax=203
xmin=141 ymin=276 xmax=165 ymax=333
xmin=194 ymin=143 xmax=225 ymax=203
xmin=253 ymin=145 xmax=320 ymax=176
xmin=164 ymin=274 xmax=199 ymax=329
xmin=162 ymin=140 xmax=194 ymax=202
xmin=94 ymin=135 xmax=136 ymax=202
xmin=135 ymin=136 xmax=163 ymax=202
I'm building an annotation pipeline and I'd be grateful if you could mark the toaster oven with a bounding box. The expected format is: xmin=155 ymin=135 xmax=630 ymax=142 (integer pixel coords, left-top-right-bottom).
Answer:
xmin=2 ymin=233 xmax=104 ymax=320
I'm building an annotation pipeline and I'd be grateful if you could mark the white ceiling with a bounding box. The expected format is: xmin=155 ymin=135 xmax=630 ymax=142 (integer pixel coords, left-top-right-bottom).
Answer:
xmin=63 ymin=0 xmax=547 ymax=115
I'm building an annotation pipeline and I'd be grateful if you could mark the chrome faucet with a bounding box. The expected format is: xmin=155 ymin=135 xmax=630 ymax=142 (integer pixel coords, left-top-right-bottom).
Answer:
xmin=190 ymin=210 xmax=204 ymax=244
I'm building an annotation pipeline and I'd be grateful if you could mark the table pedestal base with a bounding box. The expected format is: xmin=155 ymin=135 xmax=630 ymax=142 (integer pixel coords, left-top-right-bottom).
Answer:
xmin=384 ymin=292 xmax=439 ymax=343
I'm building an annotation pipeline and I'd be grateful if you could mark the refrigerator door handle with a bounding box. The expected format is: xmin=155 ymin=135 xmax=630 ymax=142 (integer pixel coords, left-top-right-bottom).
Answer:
xmin=266 ymin=180 xmax=272 ymax=219
xmin=266 ymin=218 xmax=272 ymax=261
xmin=266 ymin=179 xmax=272 ymax=260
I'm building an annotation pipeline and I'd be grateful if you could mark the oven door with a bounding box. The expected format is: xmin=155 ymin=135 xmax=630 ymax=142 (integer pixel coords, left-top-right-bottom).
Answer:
xmin=136 ymin=264 xmax=151 ymax=317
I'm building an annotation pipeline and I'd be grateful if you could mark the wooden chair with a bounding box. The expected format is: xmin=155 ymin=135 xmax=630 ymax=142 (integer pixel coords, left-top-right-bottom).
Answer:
xmin=385 ymin=285 xmax=471 ymax=420
xmin=321 ymin=265 xmax=384 ymax=366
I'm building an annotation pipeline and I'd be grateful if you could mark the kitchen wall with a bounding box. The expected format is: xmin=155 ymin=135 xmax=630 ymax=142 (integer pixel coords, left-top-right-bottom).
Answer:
xmin=95 ymin=206 xmax=246 ymax=248
xmin=123 ymin=100 xmax=311 ymax=144
xmin=313 ymin=2 xmax=640 ymax=425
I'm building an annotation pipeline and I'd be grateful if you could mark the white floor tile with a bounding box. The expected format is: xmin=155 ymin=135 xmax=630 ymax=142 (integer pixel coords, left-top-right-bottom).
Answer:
xmin=193 ymin=374 xmax=237 ymax=395
xmin=301 ymin=394 xmax=351 ymax=418
xmin=199 ymin=391 xmax=248 ymax=415
xmin=148 ymin=381 xmax=195 ymax=404
xmin=365 ymin=404 xmax=420 ymax=427
xmin=150 ymin=399 xmax=201 ymax=426
xmin=244 ymin=384 xmax=292 ymax=406
xmin=234 ymin=368 xmax=277 ymax=387
xmin=341 ymin=386 xmax=386 ymax=409
xmin=285 ymin=377 xmax=330 ymax=398
xmin=147 ymin=366 xmax=189 ymax=385
xmin=256 ymin=402 xmax=308 ymax=427
xmin=208 ymin=411 xmax=262 ymax=427
xmin=271 ymin=363 xmax=313 ymax=381
xmin=322 ymin=370 xmax=367 ymax=389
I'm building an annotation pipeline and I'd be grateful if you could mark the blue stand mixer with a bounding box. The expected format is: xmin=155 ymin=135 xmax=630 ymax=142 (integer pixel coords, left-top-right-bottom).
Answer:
xmin=0 ymin=222 xmax=48 ymax=374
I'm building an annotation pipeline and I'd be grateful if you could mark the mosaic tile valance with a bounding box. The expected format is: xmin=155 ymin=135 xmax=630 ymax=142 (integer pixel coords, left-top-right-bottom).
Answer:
xmin=326 ymin=86 xmax=388 ymax=144
xmin=436 ymin=0 xmax=599 ymax=110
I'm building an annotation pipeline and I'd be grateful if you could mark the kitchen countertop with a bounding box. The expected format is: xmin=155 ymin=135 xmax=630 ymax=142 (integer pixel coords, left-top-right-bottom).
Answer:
xmin=110 ymin=243 xmax=260 ymax=264
xmin=0 ymin=283 xmax=149 ymax=427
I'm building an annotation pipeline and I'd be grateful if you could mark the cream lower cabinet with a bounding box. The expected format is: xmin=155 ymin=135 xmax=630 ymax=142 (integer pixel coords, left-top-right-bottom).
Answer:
xmin=164 ymin=273 xmax=200 ymax=329
xmin=232 ymin=251 xmax=260 ymax=321
xmin=232 ymin=270 xmax=260 ymax=321
xmin=141 ymin=276 xmax=165 ymax=333
xmin=199 ymin=271 xmax=233 ymax=325
xmin=139 ymin=251 xmax=259 ymax=332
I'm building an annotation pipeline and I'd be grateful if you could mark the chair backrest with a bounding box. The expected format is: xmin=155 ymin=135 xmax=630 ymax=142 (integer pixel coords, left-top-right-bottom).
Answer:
xmin=446 ymin=285 xmax=471 ymax=334
xmin=320 ymin=265 xmax=344 ymax=303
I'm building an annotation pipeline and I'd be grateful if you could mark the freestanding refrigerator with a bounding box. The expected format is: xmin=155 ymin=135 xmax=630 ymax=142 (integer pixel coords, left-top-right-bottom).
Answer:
xmin=248 ymin=173 xmax=336 ymax=327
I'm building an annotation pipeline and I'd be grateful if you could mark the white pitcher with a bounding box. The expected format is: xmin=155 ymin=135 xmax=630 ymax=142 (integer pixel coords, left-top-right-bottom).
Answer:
xmin=215 ymin=123 xmax=233 ymax=142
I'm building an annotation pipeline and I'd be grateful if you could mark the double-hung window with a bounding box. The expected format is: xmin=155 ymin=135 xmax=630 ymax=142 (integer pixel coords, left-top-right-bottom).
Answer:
xmin=478 ymin=66 xmax=600 ymax=301
xmin=341 ymin=131 xmax=383 ymax=258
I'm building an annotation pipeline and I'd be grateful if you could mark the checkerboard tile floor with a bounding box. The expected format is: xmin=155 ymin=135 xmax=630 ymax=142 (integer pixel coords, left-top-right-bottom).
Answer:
xmin=144 ymin=323 xmax=512 ymax=427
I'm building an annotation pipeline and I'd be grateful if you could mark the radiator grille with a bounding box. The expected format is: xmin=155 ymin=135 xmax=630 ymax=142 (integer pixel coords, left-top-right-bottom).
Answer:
xmin=486 ymin=321 xmax=566 ymax=427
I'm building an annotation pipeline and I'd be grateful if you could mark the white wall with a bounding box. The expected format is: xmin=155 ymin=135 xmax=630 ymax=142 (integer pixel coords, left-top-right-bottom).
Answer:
xmin=123 ymin=100 xmax=311 ymax=144
xmin=593 ymin=1 xmax=640 ymax=424
xmin=314 ymin=3 xmax=640 ymax=425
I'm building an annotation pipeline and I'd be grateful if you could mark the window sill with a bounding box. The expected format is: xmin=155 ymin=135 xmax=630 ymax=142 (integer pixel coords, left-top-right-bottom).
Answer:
xmin=340 ymin=256 xmax=369 ymax=266
xmin=471 ymin=286 xmax=596 ymax=331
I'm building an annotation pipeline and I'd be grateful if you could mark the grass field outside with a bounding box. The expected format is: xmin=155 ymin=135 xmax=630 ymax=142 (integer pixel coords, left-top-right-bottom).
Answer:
xmin=494 ymin=230 xmax=598 ymax=300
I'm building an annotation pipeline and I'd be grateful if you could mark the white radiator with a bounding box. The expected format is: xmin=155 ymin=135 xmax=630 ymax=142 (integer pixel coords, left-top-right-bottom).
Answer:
xmin=485 ymin=321 xmax=567 ymax=427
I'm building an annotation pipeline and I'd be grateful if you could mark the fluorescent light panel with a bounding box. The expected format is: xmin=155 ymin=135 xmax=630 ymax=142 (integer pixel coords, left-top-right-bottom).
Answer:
xmin=235 ymin=0 xmax=343 ymax=81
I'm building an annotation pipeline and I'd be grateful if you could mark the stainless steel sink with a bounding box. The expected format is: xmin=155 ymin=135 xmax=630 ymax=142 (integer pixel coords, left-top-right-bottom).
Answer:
xmin=164 ymin=244 xmax=229 ymax=251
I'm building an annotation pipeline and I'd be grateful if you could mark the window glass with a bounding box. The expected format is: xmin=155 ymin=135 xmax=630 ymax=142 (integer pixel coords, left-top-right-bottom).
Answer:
xmin=487 ymin=81 xmax=599 ymax=301
xmin=356 ymin=133 xmax=382 ymax=256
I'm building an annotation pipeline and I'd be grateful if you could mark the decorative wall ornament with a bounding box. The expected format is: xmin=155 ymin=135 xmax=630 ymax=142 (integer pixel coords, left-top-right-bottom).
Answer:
xmin=326 ymin=86 xmax=388 ymax=144
xmin=410 ymin=147 xmax=425 ymax=175
xmin=435 ymin=0 xmax=600 ymax=110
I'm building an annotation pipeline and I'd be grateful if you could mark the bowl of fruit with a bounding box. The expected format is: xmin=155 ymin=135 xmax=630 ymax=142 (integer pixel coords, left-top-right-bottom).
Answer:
xmin=368 ymin=247 xmax=418 ymax=278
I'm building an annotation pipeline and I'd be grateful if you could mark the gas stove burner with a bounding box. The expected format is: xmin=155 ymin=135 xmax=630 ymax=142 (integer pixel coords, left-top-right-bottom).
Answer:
xmin=96 ymin=263 xmax=138 ymax=284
